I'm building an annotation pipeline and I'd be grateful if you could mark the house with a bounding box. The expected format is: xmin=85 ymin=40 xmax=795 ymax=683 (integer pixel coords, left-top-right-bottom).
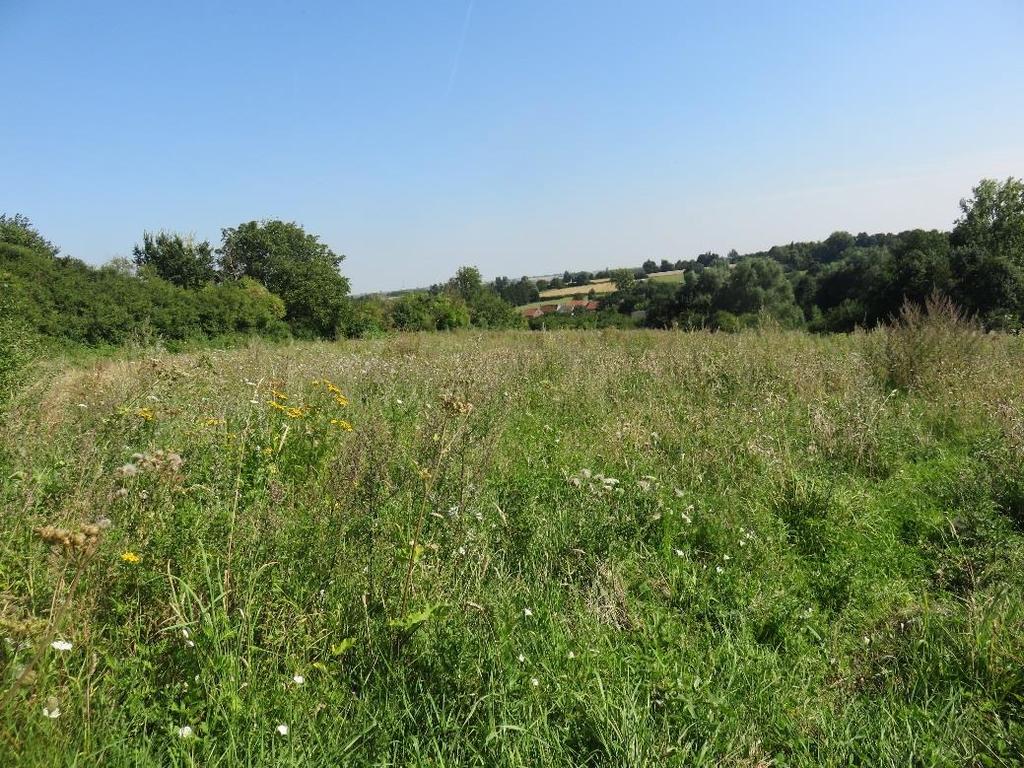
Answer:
xmin=557 ymin=299 xmax=590 ymax=314
xmin=521 ymin=307 xmax=544 ymax=319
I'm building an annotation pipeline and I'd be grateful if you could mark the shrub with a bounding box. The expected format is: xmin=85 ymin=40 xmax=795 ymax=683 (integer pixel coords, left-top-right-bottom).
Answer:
xmin=874 ymin=293 xmax=982 ymax=392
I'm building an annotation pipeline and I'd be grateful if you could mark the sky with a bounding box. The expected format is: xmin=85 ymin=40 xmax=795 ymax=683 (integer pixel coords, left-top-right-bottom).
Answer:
xmin=2 ymin=1 xmax=1022 ymax=293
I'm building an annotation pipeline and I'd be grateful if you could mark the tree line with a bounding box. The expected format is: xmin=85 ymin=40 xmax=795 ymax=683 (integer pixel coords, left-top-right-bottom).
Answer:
xmin=527 ymin=178 xmax=1024 ymax=333
xmin=0 ymin=218 xmax=525 ymax=349
xmin=2 ymin=177 xmax=1022 ymax=354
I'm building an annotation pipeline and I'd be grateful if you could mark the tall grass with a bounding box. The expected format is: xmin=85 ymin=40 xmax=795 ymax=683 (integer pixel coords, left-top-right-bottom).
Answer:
xmin=2 ymin=325 xmax=1023 ymax=766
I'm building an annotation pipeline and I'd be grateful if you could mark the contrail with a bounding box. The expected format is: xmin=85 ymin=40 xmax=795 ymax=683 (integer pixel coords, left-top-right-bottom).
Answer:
xmin=445 ymin=0 xmax=476 ymax=98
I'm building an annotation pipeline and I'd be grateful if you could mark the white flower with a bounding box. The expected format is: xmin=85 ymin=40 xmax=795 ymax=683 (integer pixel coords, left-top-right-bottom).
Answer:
xmin=723 ymin=555 xmax=731 ymax=561
xmin=457 ymin=546 xmax=466 ymax=556
xmin=50 ymin=640 xmax=73 ymax=652
xmin=530 ymin=677 xmax=539 ymax=687
xmin=77 ymin=403 xmax=88 ymax=409
xmin=42 ymin=702 xmax=61 ymax=719
xmin=715 ymin=566 xmax=724 ymax=574
xmin=523 ymin=608 xmax=533 ymax=618
xmin=673 ymin=548 xmax=684 ymax=558
xmin=292 ymin=674 xmax=305 ymax=685
xmin=276 ymin=724 xmax=289 ymax=736
xmin=177 ymin=725 xmax=194 ymax=739
xmin=567 ymin=651 xmax=576 ymax=659
xmin=517 ymin=653 xmax=526 ymax=663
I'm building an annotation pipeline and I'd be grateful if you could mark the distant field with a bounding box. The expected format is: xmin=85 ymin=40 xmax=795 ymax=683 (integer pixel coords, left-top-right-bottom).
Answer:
xmin=538 ymin=279 xmax=616 ymax=299
xmin=3 ymin=327 xmax=1024 ymax=765
xmin=646 ymin=269 xmax=687 ymax=283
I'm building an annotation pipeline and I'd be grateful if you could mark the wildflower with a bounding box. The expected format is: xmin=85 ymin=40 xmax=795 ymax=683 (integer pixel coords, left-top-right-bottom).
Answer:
xmin=77 ymin=403 xmax=88 ymax=409
xmin=276 ymin=724 xmax=289 ymax=736
xmin=182 ymin=628 xmax=195 ymax=648
xmin=177 ymin=725 xmax=194 ymax=739
xmin=292 ymin=674 xmax=305 ymax=685
xmin=334 ymin=394 xmax=349 ymax=407
xmin=673 ymin=548 xmax=684 ymax=558
xmin=50 ymin=640 xmax=73 ymax=652
xmin=517 ymin=653 xmax=526 ymax=663
xmin=568 ymin=651 xmax=576 ymax=659
xmin=42 ymin=698 xmax=61 ymax=719
xmin=137 ymin=407 xmax=155 ymax=422
xmin=330 ymin=418 xmax=354 ymax=431
xmin=715 ymin=566 xmax=724 ymax=574
xmin=530 ymin=677 xmax=539 ymax=687
xmin=271 ymin=389 xmax=288 ymax=401
xmin=121 ymin=551 xmax=141 ymax=564
xmin=115 ymin=463 xmax=139 ymax=478
xmin=523 ymin=608 xmax=533 ymax=618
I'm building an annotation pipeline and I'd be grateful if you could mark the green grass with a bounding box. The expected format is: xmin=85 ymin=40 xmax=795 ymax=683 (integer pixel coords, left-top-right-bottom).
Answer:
xmin=2 ymin=326 xmax=1024 ymax=766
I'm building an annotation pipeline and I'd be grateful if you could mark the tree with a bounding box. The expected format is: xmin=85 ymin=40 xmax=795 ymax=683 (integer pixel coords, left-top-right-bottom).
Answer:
xmin=0 ymin=214 xmax=59 ymax=257
xmin=448 ymin=266 xmax=483 ymax=301
xmin=642 ymin=259 xmax=658 ymax=274
xmin=468 ymin=289 xmax=523 ymax=329
xmin=948 ymin=178 xmax=1024 ymax=327
xmin=610 ymin=268 xmax=636 ymax=292
xmin=218 ymin=220 xmax=350 ymax=338
xmin=718 ymin=258 xmax=803 ymax=326
xmin=952 ymin=177 xmax=1024 ymax=266
xmin=133 ymin=231 xmax=216 ymax=289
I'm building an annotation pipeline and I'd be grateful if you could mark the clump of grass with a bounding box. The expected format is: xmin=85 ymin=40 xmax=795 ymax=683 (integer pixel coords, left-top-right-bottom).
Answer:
xmin=1 ymin=328 xmax=1023 ymax=765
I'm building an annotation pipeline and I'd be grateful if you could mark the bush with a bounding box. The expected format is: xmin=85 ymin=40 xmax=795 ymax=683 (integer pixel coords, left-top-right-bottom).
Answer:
xmin=873 ymin=293 xmax=982 ymax=392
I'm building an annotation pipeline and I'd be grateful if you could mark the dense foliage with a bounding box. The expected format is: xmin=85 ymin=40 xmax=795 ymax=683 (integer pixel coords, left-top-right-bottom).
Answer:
xmin=537 ymin=178 xmax=1024 ymax=333
xmin=0 ymin=218 xmax=523 ymax=356
xmin=2 ymin=177 xmax=1022 ymax=357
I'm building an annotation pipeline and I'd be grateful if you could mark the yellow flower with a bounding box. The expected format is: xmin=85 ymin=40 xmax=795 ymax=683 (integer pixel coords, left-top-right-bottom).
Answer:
xmin=285 ymin=406 xmax=306 ymax=419
xmin=136 ymin=407 xmax=155 ymax=422
xmin=271 ymin=389 xmax=288 ymax=401
xmin=121 ymin=551 xmax=141 ymax=564
xmin=333 ymin=394 xmax=349 ymax=407
xmin=330 ymin=418 xmax=354 ymax=431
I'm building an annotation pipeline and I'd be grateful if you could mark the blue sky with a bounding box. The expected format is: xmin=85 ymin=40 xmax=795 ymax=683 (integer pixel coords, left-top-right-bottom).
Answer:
xmin=2 ymin=1 xmax=1022 ymax=292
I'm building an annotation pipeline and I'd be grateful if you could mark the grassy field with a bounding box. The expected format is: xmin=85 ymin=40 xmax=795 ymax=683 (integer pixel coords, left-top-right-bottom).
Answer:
xmin=2 ymin=319 xmax=1024 ymax=766
xmin=537 ymin=280 xmax=617 ymax=300
xmin=646 ymin=270 xmax=687 ymax=283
